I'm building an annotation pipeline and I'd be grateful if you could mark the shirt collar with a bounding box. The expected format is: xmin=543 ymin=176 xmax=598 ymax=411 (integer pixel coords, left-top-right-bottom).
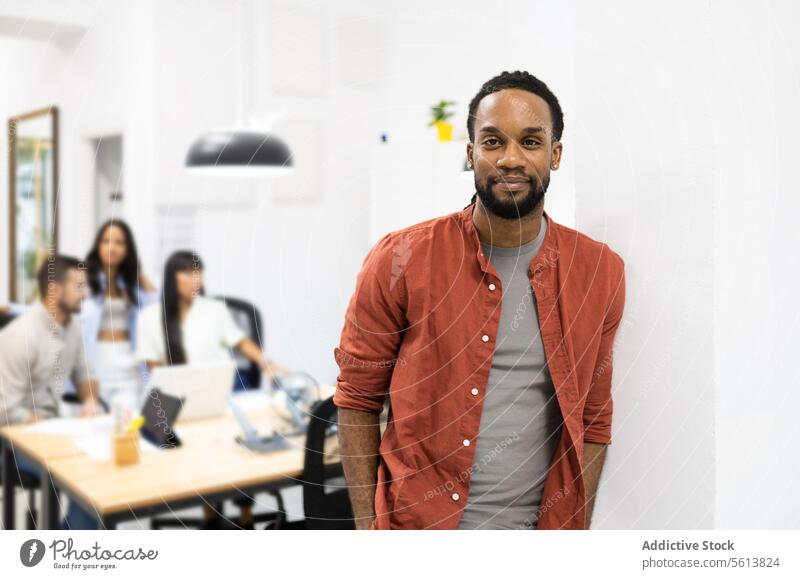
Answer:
xmin=457 ymin=203 xmax=558 ymax=275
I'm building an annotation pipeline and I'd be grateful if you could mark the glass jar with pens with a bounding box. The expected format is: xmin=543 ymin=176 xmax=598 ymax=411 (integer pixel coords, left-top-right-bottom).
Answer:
xmin=111 ymin=393 xmax=143 ymax=466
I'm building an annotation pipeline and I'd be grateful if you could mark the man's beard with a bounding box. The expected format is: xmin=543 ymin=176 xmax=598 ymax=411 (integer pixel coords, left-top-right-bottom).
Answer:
xmin=474 ymin=172 xmax=549 ymax=220
xmin=58 ymin=297 xmax=81 ymax=318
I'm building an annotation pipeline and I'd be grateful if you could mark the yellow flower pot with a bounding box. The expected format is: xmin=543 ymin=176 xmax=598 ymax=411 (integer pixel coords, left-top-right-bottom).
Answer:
xmin=434 ymin=120 xmax=453 ymax=142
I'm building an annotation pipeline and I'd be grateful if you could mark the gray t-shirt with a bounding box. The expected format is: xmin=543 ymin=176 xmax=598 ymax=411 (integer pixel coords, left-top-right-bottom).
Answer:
xmin=457 ymin=217 xmax=563 ymax=530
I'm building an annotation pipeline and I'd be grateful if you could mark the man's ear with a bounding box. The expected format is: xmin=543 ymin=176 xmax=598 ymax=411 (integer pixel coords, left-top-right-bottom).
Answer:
xmin=466 ymin=142 xmax=474 ymax=168
xmin=550 ymin=140 xmax=563 ymax=170
xmin=49 ymin=283 xmax=63 ymax=302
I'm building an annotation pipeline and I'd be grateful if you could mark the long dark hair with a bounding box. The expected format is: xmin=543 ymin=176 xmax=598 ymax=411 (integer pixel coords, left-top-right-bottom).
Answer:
xmin=85 ymin=219 xmax=141 ymax=304
xmin=162 ymin=250 xmax=204 ymax=365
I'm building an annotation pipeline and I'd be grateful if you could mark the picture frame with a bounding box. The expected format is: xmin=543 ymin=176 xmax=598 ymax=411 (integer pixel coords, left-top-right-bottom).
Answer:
xmin=7 ymin=106 xmax=59 ymax=303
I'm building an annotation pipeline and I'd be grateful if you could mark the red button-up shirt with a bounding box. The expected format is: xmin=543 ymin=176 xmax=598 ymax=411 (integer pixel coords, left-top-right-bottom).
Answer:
xmin=334 ymin=204 xmax=625 ymax=530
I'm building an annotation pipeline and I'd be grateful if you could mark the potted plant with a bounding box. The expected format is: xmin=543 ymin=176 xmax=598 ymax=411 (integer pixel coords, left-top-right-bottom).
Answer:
xmin=428 ymin=99 xmax=456 ymax=141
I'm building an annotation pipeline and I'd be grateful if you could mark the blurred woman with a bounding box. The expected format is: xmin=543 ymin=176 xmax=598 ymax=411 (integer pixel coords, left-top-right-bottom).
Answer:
xmin=82 ymin=219 xmax=158 ymax=403
xmin=136 ymin=250 xmax=281 ymax=529
xmin=136 ymin=250 xmax=277 ymax=374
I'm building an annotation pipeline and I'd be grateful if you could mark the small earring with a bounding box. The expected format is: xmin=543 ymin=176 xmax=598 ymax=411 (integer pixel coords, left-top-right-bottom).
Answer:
xmin=467 ymin=161 xmax=473 ymax=169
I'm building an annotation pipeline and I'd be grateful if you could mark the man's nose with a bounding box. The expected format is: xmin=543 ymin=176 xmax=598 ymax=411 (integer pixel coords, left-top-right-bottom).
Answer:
xmin=497 ymin=142 xmax=526 ymax=170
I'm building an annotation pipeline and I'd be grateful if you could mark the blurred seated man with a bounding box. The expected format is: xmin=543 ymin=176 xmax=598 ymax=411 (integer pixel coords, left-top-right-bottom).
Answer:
xmin=0 ymin=255 xmax=103 ymax=529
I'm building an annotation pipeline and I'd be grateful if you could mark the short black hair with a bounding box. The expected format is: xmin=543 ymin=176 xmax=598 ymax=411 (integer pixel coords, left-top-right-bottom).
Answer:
xmin=467 ymin=70 xmax=564 ymax=143
xmin=37 ymin=254 xmax=82 ymax=297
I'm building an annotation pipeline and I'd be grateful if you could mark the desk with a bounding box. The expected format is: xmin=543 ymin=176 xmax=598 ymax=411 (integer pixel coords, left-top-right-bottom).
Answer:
xmin=1 ymin=429 xmax=79 ymax=529
xmin=1 ymin=393 xmax=339 ymax=529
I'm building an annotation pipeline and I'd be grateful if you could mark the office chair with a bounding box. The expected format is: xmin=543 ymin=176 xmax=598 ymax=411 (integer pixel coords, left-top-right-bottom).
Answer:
xmin=264 ymin=396 xmax=356 ymax=530
xmin=0 ymin=310 xmax=15 ymax=330
xmin=215 ymin=295 xmax=263 ymax=390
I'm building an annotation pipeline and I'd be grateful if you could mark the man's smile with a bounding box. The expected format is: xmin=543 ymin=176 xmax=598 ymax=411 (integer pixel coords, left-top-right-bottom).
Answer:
xmin=493 ymin=176 xmax=531 ymax=192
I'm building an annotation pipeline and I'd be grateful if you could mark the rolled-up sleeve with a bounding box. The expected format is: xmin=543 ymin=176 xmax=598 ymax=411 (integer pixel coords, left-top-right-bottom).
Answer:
xmin=583 ymin=255 xmax=625 ymax=444
xmin=334 ymin=234 xmax=409 ymax=414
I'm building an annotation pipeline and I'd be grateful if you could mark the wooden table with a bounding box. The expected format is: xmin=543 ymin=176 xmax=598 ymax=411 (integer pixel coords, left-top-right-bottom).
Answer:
xmin=1 ymin=394 xmax=338 ymax=529
xmin=1 ymin=427 xmax=81 ymax=529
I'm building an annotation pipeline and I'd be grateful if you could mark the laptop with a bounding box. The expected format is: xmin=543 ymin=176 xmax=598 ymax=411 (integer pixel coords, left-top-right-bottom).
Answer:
xmin=147 ymin=361 xmax=236 ymax=422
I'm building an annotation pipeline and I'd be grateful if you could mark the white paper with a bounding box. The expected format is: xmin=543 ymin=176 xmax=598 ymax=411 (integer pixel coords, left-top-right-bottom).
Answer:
xmin=71 ymin=434 xmax=159 ymax=461
xmin=25 ymin=415 xmax=114 ymax=436
xmin=227 ymin=390 xmax=273 ymax=413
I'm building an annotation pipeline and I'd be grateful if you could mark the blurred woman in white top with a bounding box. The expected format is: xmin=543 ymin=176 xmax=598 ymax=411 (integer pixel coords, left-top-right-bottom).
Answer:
xmin=135 ymin=250 xmax=278 ymax=380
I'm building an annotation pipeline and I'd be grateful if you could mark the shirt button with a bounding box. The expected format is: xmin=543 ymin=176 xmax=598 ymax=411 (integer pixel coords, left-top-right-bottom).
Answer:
xmin=471 ymin=387 xmax=479 ymax=396
xmin=488 ymin=283 xmax=496 ymax=291
xmin=462 ymin=439 xmax=470 ymax=447
xmin=482 ymin=335 xmax=490 ymax=342
xmin=452 ymin=493 xmax=460 ymax=501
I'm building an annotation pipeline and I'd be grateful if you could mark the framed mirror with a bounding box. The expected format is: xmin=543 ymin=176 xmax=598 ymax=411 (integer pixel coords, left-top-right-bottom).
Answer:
xmin=8 ymin=106 xmax=59 ymax=303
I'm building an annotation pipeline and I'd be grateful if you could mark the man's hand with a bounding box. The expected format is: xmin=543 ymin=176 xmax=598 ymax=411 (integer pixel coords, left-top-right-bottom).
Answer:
xmin=80 ymin=397 xmax=103 ymax=417
xmin=582 ymin=442 xmax=608 ymax=528
xmin=77 ymin=379 xmax=102 ymax=416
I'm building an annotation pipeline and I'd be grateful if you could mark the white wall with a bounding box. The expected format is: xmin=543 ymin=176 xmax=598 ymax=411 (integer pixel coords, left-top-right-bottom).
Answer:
xmin=573 ymin=0 xmax=717 ymax=528
xmin=711 ymin=0 xmax=800 ymax=529
xmin=572 ymin=0 xmax=800 ymax=530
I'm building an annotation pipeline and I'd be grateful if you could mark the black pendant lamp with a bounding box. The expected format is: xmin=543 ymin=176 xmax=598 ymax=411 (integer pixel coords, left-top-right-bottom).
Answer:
xmin=185 ymin=3 xmax=293 ymax=178
xmin=185 ymin=130 xmax=293 ymax=177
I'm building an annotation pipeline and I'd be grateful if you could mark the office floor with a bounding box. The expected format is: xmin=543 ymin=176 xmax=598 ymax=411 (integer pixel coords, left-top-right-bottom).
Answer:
xmin=0 ymin=484 xmax=305 ymax=530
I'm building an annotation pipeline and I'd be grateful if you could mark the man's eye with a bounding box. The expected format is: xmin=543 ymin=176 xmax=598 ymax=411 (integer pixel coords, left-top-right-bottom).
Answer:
xmin=483 ymin=138 xmax=500 ymax=146
xmin=524 ymin=139 xmax=540 ymax=147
